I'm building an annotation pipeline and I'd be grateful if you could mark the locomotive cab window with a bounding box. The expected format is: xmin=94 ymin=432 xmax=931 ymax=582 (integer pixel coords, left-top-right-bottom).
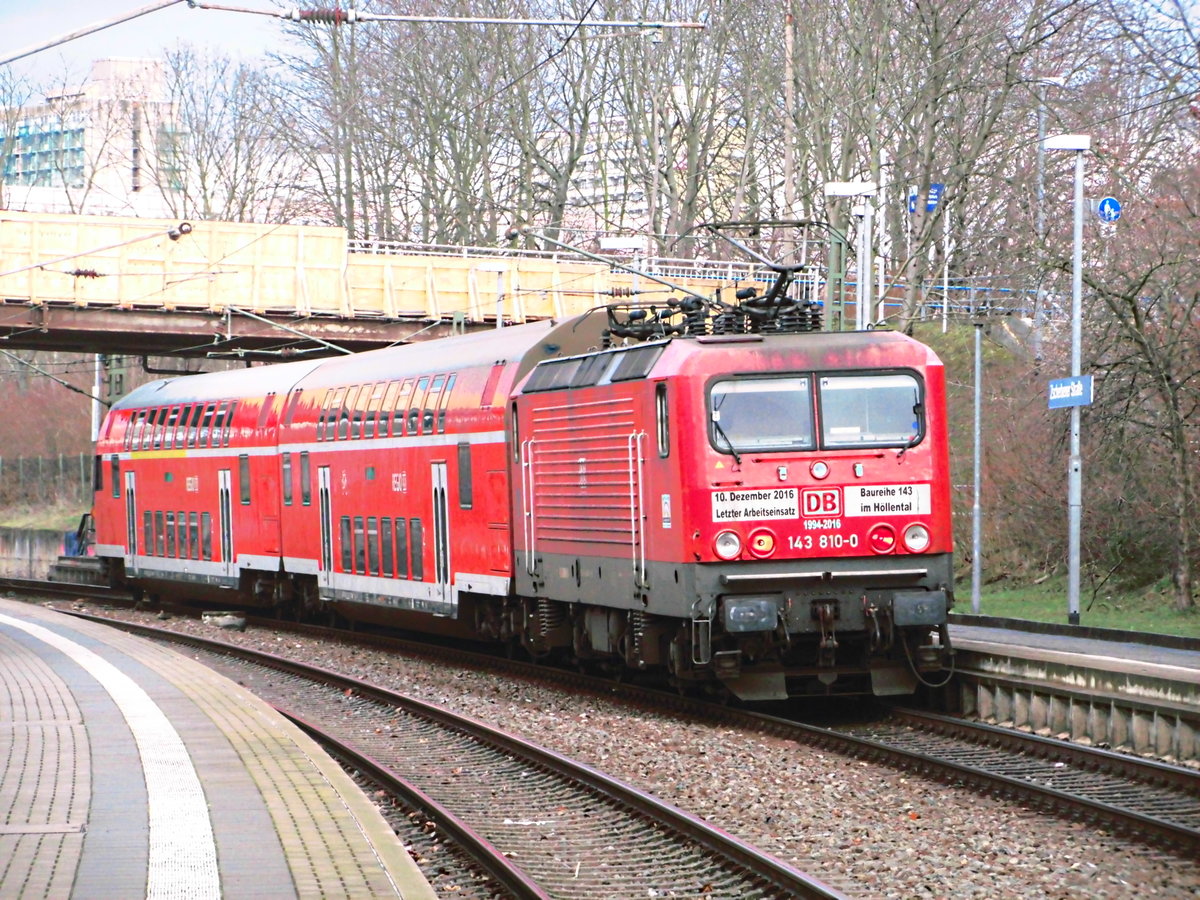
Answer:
xmin=709 ymin=377 xmax=815 ymax=453
xmin=818 ymin=373 xmax=922 ymax=448
xmin=655 ymin=383 xmax=669 ymax=458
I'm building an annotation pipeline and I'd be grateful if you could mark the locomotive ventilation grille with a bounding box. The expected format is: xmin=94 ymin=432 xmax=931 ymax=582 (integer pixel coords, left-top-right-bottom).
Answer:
xmin=527 ymin=397 xmax=643 ymax=548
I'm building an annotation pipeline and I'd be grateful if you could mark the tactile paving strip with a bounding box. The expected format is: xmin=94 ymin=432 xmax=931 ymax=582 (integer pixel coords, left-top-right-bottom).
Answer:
xmin=0 ymin=612 xmax=221 ymax=899
xmin=0 ymin=628 xmax=88 ymax=899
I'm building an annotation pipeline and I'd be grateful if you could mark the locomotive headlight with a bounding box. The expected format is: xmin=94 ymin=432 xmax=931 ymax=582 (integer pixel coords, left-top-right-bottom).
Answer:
xmin=713 ymin=530 xmax=742 ymax=560
xmin=748 ymin=528 xmax=777 ymax=559
xmin=903 ymin=523 xmax=931 ymax=553
xmin=810 ymin=461 xmax=829 ymax=480
xmin=868 ymin=524 xmax=897 ymax=554
xmin=723 ymin=596 xmax=779 ymax=632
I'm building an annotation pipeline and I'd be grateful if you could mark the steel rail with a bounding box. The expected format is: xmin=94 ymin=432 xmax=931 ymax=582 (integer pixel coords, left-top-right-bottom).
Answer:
xmin=282 ymin=710 xmax=551 ymax=900
xmin=70 ymin=612 xmax=847 ymax=900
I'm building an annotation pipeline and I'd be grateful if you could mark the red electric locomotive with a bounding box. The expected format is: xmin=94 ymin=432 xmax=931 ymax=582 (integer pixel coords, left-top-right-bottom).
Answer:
xmin=91 ymin=259 xmax=954 ymax=701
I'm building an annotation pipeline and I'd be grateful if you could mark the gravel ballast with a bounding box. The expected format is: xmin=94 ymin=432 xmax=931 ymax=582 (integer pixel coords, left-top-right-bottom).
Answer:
xmin=70 ymin=603 xmax=1200 ymax=899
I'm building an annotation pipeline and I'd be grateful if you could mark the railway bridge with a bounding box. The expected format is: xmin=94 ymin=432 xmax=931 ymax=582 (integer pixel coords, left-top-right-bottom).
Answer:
xmin=0 ymin=211 xmax=788 ymax=362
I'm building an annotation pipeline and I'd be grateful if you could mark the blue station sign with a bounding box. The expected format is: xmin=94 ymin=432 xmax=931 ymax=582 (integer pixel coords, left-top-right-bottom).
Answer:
xmin=908 ymin=183 xmax=944 ymax=214
xmin=1048 ymin=375 xmax=1094 ymax=409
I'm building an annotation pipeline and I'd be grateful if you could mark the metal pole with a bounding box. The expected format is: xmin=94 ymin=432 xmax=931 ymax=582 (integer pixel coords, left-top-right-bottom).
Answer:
xmin=1034 ymin=95 xmax=1047 ymax=359
xmin=1067 ymin=147 xmax=1084 ymax=625
xmin=495 ymin=271 xmax=504 ymax=329
xmin=92 ymin=355 xmax=104 ymax=443
xmin=941 ymin=202 xmax=950 ymax=333
xmin=972 ymin=322 xmax=983 ymax=613
xmin=862 ymin=198 xmax=874 ymax=329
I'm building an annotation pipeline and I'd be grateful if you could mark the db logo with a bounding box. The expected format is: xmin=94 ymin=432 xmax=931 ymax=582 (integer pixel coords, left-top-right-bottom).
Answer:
xmin=802 ymin=488 xmax=841 ymax=517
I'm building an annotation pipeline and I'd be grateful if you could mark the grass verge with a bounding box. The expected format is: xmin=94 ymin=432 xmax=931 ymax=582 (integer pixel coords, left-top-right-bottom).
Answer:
xmin=958 ymin=574 xmax=1200 ymax=639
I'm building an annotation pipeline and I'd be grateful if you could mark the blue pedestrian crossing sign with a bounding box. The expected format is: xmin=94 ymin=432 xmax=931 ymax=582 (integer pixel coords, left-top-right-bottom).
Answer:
xmin=1097 ymin=197 xmax=1121 ymax=222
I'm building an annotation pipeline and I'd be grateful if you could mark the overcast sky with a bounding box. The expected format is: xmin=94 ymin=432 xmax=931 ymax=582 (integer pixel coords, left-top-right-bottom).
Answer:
xmin=1 ymin=0 xmax=290 ymax=82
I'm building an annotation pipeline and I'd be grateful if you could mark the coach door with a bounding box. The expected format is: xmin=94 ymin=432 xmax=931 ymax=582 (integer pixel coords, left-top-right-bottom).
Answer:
xmin=124 ymin=471 xmax=137 ymax=565
xmin=218 ymin=469 xmax=234 ymax=577
xmin=431 ymin=462 xmax=452 ymax=609
xmin=318 ymin=466 xmax=333 ymax=588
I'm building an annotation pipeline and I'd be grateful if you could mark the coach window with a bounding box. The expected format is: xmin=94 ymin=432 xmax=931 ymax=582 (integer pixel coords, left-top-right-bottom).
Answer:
xmin=422 ymin=375 xmax=445 ymax=433
xmin=437 ymin=374 xmax=455 ymax=432
xmin=200 ymin=404 xmax=217 ymax=446
xmin=222 ymin=401 xmax=238 ymax=446
xmin=381 ymin=517 xmax=394 ymax=576
xmin=140 ymin=408 xmax=155 ymax=450
xmin=408 ymin=377 xmax=429 ymax=434
xmin=282 ymin=452 xmax=293 ymax=506
xmin=177 ymin=513 xmax=187 ymax=558
xmin=161 ymin=407 xmax=179 ymax=449
xmin=656 ymin=383 xmax=670 ymax=458
xmin=186 ymin=405 xmax=203 ymax=447
xmin=201 ymin=512 xmax=212 ymax=560
xmin=353 ymin=516 xmax=366 ymax=574
xmin=394 ymin=380 xmax=413 ymax=434
xmin=110 ymin=455 xmax=120 ymax=498
xmin=145 ymin=409 xmax=160 ymax=450
xmin=367 ymin=517 xmax=380 ymax=575
xmin=339 ymin=516 xmax=352 ymax=571
xmin=282 ymin=389 xmax=303 ymax=427
xmin=364 ymin=383 xmax=385 ymax=438
xmin=158 ymin=407 xmax=173 ymax=448
xmin=209 ymin=403 xmax=225 ymax=447
xmin=238 ymin=455 xmax=251 ymax=504
xmin=256 ymin=393 xmax=275 ymax=431
xmin=348 ymin=385 xmax=367 ymax=439
xmin=299 ymin=452 xmax=312 ymax=505
xmin=394 ymin=519 xmax=408 ymax=578
xmin=480 ymin=362 xmax=504 ymax=408
xmin=155 ymin=511 xmax=166 ymax=556
xmin=140 ymin=409 xmax=157 ymax=450
xmin=409 ymin=518 xmax=424 ymax=580
xmin=174 ymin=406 xmax=190 ymax=447
xmin=188 ymin=512 xmax=199 ymax=559
xmin=457 ymin=442 xmax=473 ymax=509
xmin=144 ymin=511 xmax=153 ymax=556
xmin=319 ymin=388 xmax=341 ymax=441
xmin=379 ymin=382 xmax=398 ymax=436
xmin=165 ymin=512 xmax=176 ymax=557
xmin=335 ymin=386 xmax=354 ymax=440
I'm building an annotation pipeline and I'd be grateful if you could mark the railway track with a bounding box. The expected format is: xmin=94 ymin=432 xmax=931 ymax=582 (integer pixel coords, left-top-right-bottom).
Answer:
xmin=25 ymin=582 xmax=1200 ymax=862
xmin=814 ymin=707 xmax=1200 ymax=852
xmin=67 ymin=611 xmax=846 ymax=900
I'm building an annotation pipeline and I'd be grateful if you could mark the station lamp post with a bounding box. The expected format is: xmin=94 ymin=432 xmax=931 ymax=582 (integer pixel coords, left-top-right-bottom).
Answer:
xmin=824 ymin=181 xmax=877 ymax=330
xmin=1042 ymin=133 xmax=1090 ymax=625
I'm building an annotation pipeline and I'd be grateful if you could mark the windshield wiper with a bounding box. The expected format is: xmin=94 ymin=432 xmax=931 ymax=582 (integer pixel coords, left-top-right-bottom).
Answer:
xmin=712 ymin=417 xmax=742 ymax=466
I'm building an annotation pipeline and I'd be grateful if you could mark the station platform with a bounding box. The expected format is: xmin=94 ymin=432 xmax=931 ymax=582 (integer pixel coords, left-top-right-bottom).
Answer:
xmin=948 ymin=616 xmax=1200 ymax=684
xmin=945 ymin=615 xmax=1199 ymax=762
xmin=0 ymin=598 xmax=436 ymax=899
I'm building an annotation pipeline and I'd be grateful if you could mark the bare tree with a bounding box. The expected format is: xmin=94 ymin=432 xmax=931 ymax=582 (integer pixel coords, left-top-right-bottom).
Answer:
xmin=0 ymin=68 xmax=35 ymax=211
xmin=154 ymin=46 xmax=307 ymax=223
